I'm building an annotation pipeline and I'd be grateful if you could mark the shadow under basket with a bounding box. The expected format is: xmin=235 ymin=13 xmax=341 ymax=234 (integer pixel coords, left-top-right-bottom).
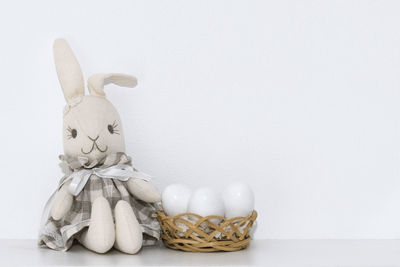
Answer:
xmin=156 ymin=210 xmax=257 ymax=252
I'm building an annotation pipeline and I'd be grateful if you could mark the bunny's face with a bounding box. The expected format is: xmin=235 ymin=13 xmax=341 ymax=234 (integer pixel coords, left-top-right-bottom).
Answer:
xmin=63 ymin=96 xmax=125 ymax=162
xmin=53 ymin=39 xmax=137 ymax=163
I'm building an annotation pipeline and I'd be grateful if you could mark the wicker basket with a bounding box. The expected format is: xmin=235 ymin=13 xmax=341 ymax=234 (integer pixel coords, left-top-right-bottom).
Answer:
xmin=156 ymin=210 xmax=257 ymax=252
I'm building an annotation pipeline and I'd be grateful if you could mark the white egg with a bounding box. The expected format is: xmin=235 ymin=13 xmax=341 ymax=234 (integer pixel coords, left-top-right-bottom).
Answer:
xmin=187 ymin=187 xmax=225 ymax=218
xmin=162 ymin=184 xmax=192 ymax=216
xmin=222 ymin=182 xmax=254 ymax=218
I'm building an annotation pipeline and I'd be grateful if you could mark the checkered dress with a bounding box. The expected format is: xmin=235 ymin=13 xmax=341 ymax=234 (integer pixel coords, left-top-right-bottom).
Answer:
xmin=38 ymin=152 xmax=160 ymax=251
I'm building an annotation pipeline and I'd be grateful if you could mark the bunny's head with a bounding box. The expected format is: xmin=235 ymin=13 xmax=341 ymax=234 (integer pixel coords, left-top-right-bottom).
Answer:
xmin=53 ymin=39 xmax=137 ymax=163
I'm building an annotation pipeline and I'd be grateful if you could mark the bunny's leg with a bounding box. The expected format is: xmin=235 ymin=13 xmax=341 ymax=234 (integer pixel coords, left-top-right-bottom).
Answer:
xmin=114 ymin=200 xmax=143 ymax=254
xmin=78 ymin=196 xmax=115 ymax=254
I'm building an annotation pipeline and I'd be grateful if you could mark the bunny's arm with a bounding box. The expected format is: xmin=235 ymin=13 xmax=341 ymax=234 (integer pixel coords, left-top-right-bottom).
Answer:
xmin=126 ymin=178 xmax=161 ymax=203
xmin=50 ymin=180 xmax=73 ymax=220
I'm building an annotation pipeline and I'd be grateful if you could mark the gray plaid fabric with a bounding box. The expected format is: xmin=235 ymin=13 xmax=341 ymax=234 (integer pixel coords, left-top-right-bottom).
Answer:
xmin=38 ymin=152 xmax=160 ymax=251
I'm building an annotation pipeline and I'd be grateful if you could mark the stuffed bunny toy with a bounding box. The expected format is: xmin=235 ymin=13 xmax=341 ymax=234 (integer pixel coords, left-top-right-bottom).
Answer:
xmin=38 ymin=39 xmax=161 ymax=254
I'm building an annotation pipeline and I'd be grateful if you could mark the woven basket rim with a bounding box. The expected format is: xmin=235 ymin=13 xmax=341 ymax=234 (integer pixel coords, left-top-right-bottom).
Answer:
xmin=157 ymin=210 xmax=258 ymax=252
xmin=157 ymin=210 xmax=258 ymax=221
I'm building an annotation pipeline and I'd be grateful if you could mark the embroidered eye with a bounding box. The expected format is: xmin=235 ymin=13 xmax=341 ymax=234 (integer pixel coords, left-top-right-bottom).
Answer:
xmin=108 ymin=121 xmax=119 ymax=135
xmin=67 ymin=127 xmax=77 ymax=139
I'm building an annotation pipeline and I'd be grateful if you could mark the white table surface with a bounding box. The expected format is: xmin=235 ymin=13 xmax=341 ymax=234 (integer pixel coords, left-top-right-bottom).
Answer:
xmin=2 ymin=239 xmax=400 ymax=266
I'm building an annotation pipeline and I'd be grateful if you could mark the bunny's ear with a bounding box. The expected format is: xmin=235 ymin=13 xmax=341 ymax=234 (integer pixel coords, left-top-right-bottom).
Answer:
xmin=87 ymin=73 xmax=138 ymax=97
xmin=53 ymin=39 xmax=85 ymax=102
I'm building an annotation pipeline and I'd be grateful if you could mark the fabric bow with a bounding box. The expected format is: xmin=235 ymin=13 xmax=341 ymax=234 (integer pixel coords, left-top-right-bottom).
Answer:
xmin=62 ymin=164 xmax=151 ymax=196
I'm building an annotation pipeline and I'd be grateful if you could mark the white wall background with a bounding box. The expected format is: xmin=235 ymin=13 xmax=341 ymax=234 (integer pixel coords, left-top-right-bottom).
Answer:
xmin=1 ymin=0 xmax=400 ymax=239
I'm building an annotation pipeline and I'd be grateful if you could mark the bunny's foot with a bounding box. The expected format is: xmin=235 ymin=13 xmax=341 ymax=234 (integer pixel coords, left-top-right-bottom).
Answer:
xmin=79 ymin=196 xmax=115 ymax=254
xmin=114 ymin=200 xmax=143 ymax=254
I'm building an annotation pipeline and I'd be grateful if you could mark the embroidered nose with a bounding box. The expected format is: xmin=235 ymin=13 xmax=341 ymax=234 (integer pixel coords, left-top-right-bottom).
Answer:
xmin=88 ymin=135 xmax=99 ymax=141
